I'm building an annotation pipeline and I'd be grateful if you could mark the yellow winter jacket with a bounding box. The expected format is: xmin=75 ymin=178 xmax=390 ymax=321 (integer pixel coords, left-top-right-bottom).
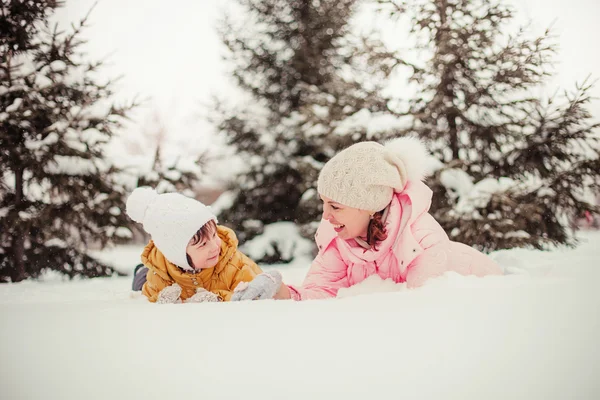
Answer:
xmin=141 ymin=225 xmax=262 ymax=302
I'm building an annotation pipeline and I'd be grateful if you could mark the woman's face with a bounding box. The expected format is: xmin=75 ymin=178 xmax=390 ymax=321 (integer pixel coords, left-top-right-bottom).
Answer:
xmin=320 ymin=194 xmax=372 ymax=240
xmin=186 ymin=225 xmax=221 ymax=270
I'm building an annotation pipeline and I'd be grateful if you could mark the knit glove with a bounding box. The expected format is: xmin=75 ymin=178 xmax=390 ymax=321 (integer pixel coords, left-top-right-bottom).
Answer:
xmin=156 ymin=283 xmax=182 ymax=304
xmin=230 ymin=271 xmax=282 ymax=301
xmin=185 ymin=288 xmax=221 ymax=303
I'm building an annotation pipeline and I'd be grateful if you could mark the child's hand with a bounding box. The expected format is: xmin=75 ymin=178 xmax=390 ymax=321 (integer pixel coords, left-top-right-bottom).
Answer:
xmin=156 ymin=283 xmax=182 ymax=304
xmin=230 ymin=271 xmax=282 ymax=301
xmin=185 ymin=288 xmax=221 ymax=303
xmin=233 ymin=281 xmax=250 ymax=292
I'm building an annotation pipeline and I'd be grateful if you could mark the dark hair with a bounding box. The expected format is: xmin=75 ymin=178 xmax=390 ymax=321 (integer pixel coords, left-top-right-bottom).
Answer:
xmin=366 ymin=211 xmax=387 ymax=250
xmin=189 ymin=220 xmax=217 ymax=246
xmin=185 ymin=220 xmax=217 ymax=268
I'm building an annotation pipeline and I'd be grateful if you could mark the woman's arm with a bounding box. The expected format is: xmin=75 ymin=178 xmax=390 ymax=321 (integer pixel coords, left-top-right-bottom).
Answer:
xmin=284 ymin=244 xmax=350 ymax=300
xmin=274 ymin=283 xmax=292 ymax=300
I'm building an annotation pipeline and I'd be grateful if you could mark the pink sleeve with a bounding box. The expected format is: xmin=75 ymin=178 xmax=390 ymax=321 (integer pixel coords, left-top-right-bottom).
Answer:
xmin=287 ymin=244 xmax=349 ymax=300
xmin=404 ymin=212 xmax=451 ymax=288
xmin=405 ymin=242 xmax=450 ymax=288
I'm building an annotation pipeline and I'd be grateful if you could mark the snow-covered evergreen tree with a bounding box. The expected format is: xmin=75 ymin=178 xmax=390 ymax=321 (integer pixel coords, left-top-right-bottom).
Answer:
xmin=213 ymin=0 xmax=404 ymax=260
xmin=0 ymin=2 xmax=134 ymax=281
xmin=128 ymin=110 xmax=206 ymax=197
xmin=377 ymin=0 xmax=600 ymax=250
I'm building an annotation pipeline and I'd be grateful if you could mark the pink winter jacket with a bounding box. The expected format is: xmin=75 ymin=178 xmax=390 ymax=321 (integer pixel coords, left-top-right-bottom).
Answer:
xmin=288 ymin=180 xmax=503 ymax=300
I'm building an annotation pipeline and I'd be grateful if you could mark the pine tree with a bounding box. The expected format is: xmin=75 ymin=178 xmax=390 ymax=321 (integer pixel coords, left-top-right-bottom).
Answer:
xmin=376 ymin=0 xmax=600 ymax=250
xmin=130 ymin=110 xmax=207 ymax=196
xmin=0 ymin=2 xmax=135 ymax=281
xmin=213 ymin=0 xmax=400 ymax=259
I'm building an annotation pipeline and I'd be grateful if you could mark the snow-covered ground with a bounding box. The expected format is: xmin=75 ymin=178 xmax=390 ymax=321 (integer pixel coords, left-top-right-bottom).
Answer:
xmin=1 ymin=231 xmax=600 ymax=400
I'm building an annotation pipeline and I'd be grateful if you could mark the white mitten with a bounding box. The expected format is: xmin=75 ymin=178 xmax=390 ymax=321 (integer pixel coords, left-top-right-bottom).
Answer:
xmin=157 ymin=283 xmax=182 ymax=304
xmin=185 ymin=287 xmax=221 ymax=303
xmin=230 ymin=271 xmax=283 ymax=301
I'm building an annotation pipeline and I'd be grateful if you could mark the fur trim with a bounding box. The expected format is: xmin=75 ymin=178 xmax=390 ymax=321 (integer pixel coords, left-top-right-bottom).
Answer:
xmin=383 ymin=136 xmax=430 ymax=182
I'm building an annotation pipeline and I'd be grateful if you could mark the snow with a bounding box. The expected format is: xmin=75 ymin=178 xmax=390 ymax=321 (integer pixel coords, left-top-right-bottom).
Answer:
xmin=455 ymin=177 xmax=517 ymax=214
xmin=240 ymin=221 xmax=315 ymax=262
xmin=62 ymin=65 xmax=87 ymax=86
xmin=11 ymin=53 xmax=36 ymax=76
xmin=155 ymin=180 xmax=176 ymax=194
xmin=49 ymin=60 xmax=67 ymax=72
xmin=312 ymin=104 xmax=330 ymax=119
xmin=1 ymin=231 xmax=599 ymax=399
xmin=45 ymin=156 xmax=108 ymax=175
xmin=17 ymin=211 xmax=32 ymax=220
xmin=81 ymin=100 xmax=112 ymax=120
xmin=301 ymin=187 xmax=318 ymax=202
xmin=22 ymin=178 xmax=52 ymax=204
xmin=108 ymin=206 xmax=121 ymax=216
xmin=439 ymin=170 xmax=522 ymax=215
xmin=5 ymin=98 xmax=23 ymax=113
xmin=173 ymin=157 xmax=203 ymax=175
xmin=80 ymin=128 xmax=106 ymax=146
xmin=304 ymin=122 xmax=329 ymax=137
xmin=114 ymin=227 xmax=133 ymax=239
xmin=34 ymin=73 xmax=53 ymax=89
xmin=2 ymin=1 xmax=599 ymax=396
xmin=45 ymin=238 xmax=67 ymax=248
xmin=503 ymin=230 xmax=531 ymax=239
xmin=440 ymin=168 xmax=474 ymax=199
xmin=162 ymin=169 xmax=181 ymax=181
xmin=333 ymin=109 xmax=413 ymax=138
xmin=210 ymin=190 xmax=237 ymax=215
xmin=24 ymin=132 xmax=59 ymax=150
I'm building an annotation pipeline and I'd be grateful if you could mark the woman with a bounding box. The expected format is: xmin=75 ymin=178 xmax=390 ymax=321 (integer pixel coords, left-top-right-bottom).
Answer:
xmin=232 ymin=137 xmax=502 ymax=301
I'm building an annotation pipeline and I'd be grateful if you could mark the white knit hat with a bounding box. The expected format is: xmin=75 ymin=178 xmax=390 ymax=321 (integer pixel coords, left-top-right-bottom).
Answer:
xmin=126 ymin=187 xmax=217 ymax=270
xmin=317 ymin=136 xmax=429 ymax=211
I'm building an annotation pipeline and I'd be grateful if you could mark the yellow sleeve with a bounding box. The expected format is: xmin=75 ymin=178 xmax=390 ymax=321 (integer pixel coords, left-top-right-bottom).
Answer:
xmin=141 ymin=269 xmax=174 ymax=303
xmin=238 ymin=252 xmax=263 ymax=275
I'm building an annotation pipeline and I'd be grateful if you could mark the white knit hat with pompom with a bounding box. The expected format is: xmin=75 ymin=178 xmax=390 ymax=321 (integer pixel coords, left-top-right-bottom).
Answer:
xmin=126 ymin=187 xmax=217 ymax=270
xmin=317 ymin=136 xmax=430 ymax=211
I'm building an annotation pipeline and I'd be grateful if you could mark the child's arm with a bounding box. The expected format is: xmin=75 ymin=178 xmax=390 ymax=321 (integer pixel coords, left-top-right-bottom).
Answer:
xmin=142 ymin=269 xmax=175 ymax=303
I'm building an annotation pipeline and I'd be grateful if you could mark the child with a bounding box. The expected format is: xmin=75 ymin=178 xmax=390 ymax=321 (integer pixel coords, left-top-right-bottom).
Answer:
xmin=126 ymin=187 xmax=281 ymax=303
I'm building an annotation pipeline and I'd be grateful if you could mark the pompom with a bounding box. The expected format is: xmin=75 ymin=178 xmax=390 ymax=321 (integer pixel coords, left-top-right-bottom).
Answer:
xmin=384 ymin=136 xmax=430 ymax=182
xmin=126 ymin=187 xmax=159 ymax=223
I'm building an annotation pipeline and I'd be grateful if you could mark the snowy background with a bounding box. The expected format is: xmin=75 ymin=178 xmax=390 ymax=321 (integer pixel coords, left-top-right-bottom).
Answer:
xmin=1 ymin=231 xmax=599 ymax=399
xmin=51 ymin=0 xmax=600 ymax=183
xmin=2 ymin=1 xmax=600 ymax=399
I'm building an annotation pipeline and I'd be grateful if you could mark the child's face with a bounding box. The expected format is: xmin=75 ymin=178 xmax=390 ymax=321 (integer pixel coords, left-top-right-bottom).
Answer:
xmin=186 ymin=226 xmax=221 ymax=270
